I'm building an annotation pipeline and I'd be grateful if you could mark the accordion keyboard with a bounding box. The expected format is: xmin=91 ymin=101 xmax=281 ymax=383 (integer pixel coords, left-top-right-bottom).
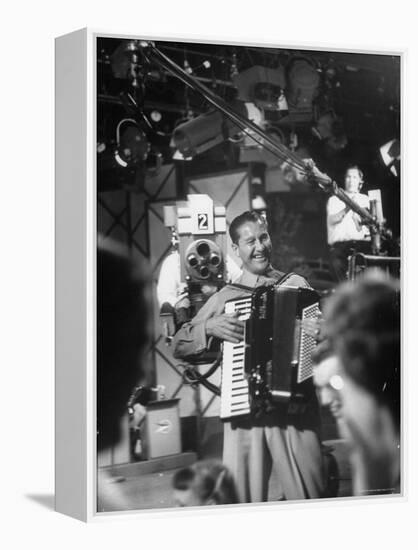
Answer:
xmin=220 ymin=297 xmax=252 ymax=419
xmin=297 ymin=302 xmax=321 ymax=383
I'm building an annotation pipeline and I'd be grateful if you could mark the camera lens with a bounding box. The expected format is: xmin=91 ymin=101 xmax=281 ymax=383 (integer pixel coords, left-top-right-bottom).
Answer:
xmin=210 ymin=254 xmax=220 ymax=266
xmin=188 ymin=255 xmax=198 ymax=267
xmin=196 ymin=242 xmax=210 ymax=257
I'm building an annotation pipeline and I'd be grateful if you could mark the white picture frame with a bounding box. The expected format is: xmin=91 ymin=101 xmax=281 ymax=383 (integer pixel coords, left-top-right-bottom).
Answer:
xmin=55 ymin=28 xmax=404 ymax=522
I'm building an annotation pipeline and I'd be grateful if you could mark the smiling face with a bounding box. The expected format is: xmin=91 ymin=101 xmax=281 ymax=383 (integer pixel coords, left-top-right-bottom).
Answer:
xmin=232 ymin=220 xmax=272 ymax=275
xmin=344 ymin=167 xmax=363 ymax=194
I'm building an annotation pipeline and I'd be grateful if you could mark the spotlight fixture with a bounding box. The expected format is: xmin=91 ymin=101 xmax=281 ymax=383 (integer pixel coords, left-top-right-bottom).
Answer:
xmin=312 ymin=111 xmax=347 ymax=152
xmin=183 ymin=59 xmax=211 ymax=75
xmin=252 ymin=82 xmax=280 ymax=111
xmin=380 ymin=139 xmax=400 ymax=177
xmin=172 ymin=111 xmax=224 ymax=157
xmin=252 ymin=195 xmax=268 ymax=223
xmin=287 ymin=57 xmax=320 ymax=111
xmin=233 ymin=65 xmax=286 ymax=109
xmin=114 ymin=118 xmax=150 ymax=168
xmin=125 ymin=40 xmax=144 ymax=91
xmin=171 ymin=105 xmax=245 ymax=158
xmin=150 ymin=110 xmax=162 ymax=122
xmin=184 ymin=59 xmax=193 ymax=75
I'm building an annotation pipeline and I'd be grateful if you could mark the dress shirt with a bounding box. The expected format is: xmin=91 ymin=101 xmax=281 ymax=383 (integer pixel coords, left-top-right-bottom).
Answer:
xmin=327 ymin=193 xmax=370 ymax=245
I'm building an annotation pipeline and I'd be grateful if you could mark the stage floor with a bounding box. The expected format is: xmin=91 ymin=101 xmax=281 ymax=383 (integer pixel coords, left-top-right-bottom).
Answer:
xmin=98 ymin=439 xmax=352 ymax=512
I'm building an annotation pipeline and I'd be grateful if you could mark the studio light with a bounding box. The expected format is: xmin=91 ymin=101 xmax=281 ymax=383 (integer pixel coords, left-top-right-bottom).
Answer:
xmin=312 ymin=111 xmax=347 ymax=151
xmin=233 ymin=65 xmax=286 ymax=108
xmin=150 ymin=110 xmax=162 ymax=122
xmin=287 ymin=57 xmax=320 ymax=111
xmin=114 ymin=118 xmax=150 ymax=168
xmin=171 ymin=148 xmax=193 ymax=161
xmin=183 ymin=59 xmax=211 ymax=75
xmin=252 ymin=195 xmax=268 ymax=222
xmin=172 ymin=105 xmax=245 ymax=158
xmin=380 ymin=139 xmax=400 ymax=177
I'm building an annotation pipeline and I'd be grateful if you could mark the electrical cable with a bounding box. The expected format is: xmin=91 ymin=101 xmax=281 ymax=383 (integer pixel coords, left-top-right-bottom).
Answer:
xmin=176 ymin=355 xmax=222 ymax=396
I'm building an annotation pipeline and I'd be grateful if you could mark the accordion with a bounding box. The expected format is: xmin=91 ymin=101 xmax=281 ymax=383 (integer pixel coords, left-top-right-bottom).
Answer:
xmin=220 ymin=285 xmax=320 ymax=419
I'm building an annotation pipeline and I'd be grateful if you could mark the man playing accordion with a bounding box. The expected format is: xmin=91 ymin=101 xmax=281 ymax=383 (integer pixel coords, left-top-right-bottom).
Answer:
xmin=172 ymin=211 xmax=325 ymax=503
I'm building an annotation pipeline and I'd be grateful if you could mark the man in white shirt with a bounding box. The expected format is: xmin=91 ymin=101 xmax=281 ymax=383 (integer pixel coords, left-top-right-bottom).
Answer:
xmin=326 ymin=166 xmax=371 ymax=281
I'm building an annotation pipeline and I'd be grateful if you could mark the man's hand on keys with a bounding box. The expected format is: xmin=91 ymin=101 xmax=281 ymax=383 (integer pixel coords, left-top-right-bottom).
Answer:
xmin=206 ymin=311 xmax=244 ymax=343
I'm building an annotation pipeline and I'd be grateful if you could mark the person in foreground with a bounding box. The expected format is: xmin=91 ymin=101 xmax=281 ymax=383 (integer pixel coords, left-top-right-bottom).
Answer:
xmin=323 ymin=270 xmax=401 ymax=496
xmin=172 ymin=460 xmax=239 ymax=507
xmin=97 ymin=238 xmax=151 ymax=512
xmin=172 ymin=211 xmax=325 ymax=503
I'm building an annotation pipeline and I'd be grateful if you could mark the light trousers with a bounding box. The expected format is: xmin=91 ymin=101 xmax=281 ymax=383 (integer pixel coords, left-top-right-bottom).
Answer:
xmin=223 ymin=421 xmax=325 ymax=503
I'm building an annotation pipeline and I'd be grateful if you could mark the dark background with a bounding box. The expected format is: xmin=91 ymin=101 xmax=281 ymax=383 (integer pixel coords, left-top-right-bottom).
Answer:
xmin=97 ymin=38 xmax=401 ymax=273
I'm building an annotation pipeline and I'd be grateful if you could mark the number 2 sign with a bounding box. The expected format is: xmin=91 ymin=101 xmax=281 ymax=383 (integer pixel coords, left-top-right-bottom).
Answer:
xmin=189 ymin=195 xmax=214 ymax=234
xmin=197 ymin=213 xmax=209 ymax=230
